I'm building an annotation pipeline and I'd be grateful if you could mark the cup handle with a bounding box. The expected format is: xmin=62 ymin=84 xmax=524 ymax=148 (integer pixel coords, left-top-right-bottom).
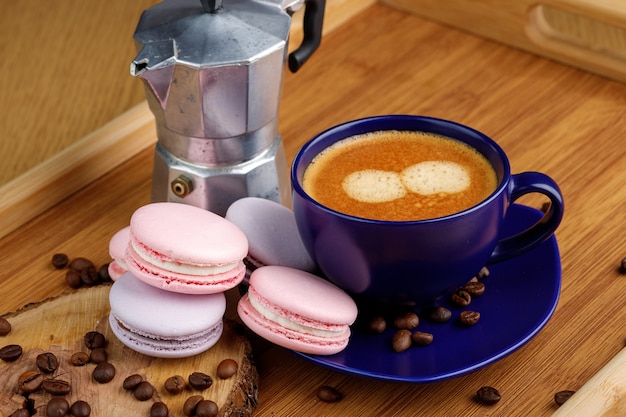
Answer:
xmin=489 ymin=172 xmax=564 ymax=263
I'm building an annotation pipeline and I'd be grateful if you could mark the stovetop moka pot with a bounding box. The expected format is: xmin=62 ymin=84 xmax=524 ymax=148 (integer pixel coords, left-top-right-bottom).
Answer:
xmin=131 ymin=0 xmax=325 ymax=215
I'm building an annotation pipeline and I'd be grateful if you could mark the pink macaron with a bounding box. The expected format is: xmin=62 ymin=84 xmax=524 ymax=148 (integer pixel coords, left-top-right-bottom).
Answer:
xmin=108 ymin=226 xmax=130 ymax=281
xmin=125 ymin=202 xmax=248 ymax=294
xmin=225 ymin=198 xmax=316 ymax=279
xmin=109 ymin=272 xmax=226 ymax=358
xmin=237 ymin=266 xmax=358 ymax=355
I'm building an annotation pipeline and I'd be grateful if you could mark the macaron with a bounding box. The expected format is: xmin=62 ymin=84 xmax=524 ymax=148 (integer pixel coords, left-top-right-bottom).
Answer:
xmin=237 ymin=266 xmax=358 ymax=355
xmin=108 ymin=226 xmax=130 ymax=281
xmin=125 ymin=202 xmax=248 ymax=294
xmin=225 ymin=197 xmax=316 ymax=277
xmin=109 ymin=272 xmax=226 ymax=358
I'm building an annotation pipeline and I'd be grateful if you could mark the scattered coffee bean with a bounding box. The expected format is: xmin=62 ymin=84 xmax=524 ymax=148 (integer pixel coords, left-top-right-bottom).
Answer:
xmin=70 ymin=400 xmax=91 ymax=417
xmin=0 ymin=344 xmax=23 ymax=362
xmin=476 ymin=266 xmax=490 ymax=280
xmin=70 ymin=351 xmax=90 ymax=366
xmin=65 ymin=269 xmax=83 ymax=289
xmin=459 ymin=310 xmax=481 ymax=326
xmin=391 ymin=329 xmax=412 ymax=352
xmin=451 ymin=289 xmax=471 ymax=307
xmin=367 ymin=316 xmax=387 ymax=334
xmin=620 ymin=258 xmax=626 ymax=274
xmin=427 ymin=306 xmax=452 ymax=323
xmin=36 ymin=352 xmax=59 ymax=373
xmin=51 ymin=253 xmax=69 ymax=269
xmin=69 ymin=257 xmax=95 ymax=272
xmin=463 ymin=281 xmax=485 ymax=297
xmin=150 ymin=402 xmax=169 ymax=417
xmin=134 ymin=381 xmax=155 ymax=401
xmin=18 ymin=371 xmax=44 ymax=393
xmin=98 ymin=263 xmax=112 ymax=282
xmin=123 ymin=374 xmax=144 ymax=391
xmin=554 ymin=390 xmax=576 ymax=406
xmin=164 ymin=375 xmax=186 ymax=394
xmin=316 ymin=385 xmax=343 ymax=403
xmin=42 ymin=378 xmax=71 ymax=396
xmin=195 ymin=400 xmax=219 ymax=417
xmin=80 ymin=266 xmax=99 ymax=286
xmin=217 ymin=359 xmax=238 ymax=379
xmin=183 ymin=395 xmax=205 ymax=417
xmin=84 ymin=331 xmax=106 ymax=350
xmin=393 ymin=312 xmax=419 ymax=330
xmin=89 ymin=347 xmax=108 ymax=364
xmin=411 ymin=331 xmax=434 ymax=346
xmin=475 ymin=386 xmax=501 ymax=405
xmin=93 ymin=362 xmax=116 ymax=383
xmin=0 ymin=317 xmax=12 ymax=336
xmin=47 ymin=397 xmax=70 ymax=417
xmin=189 ymin=372 xmax=213 ymax=391
xmin=9 ymin=409 xmax=30 ymax=417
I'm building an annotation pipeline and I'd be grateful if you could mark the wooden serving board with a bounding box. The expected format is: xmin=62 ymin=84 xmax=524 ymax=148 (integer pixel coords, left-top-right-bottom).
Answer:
xmin=551 ymin=346 xmax=626 ymax=417
xmin=382 ymin=0 xmax=626 ymax=84
xmin=0 ymin=285 xmax=257 ymax=417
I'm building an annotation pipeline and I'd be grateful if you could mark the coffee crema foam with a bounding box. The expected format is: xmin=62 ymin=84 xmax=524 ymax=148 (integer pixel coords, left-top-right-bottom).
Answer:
xmin=302 ymin=130 xmax=498 ymax=221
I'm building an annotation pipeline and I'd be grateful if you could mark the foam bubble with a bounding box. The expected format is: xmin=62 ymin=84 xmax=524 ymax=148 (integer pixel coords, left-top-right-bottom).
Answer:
xmin=401 ymin=161 xmax=470 ymax=195
xmin=342 ymin=170 xmax=407 ymax=203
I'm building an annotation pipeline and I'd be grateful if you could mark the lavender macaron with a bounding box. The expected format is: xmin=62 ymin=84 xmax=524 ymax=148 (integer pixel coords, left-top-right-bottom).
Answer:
xmin=225 ymin=197 xmax=316 ymax=279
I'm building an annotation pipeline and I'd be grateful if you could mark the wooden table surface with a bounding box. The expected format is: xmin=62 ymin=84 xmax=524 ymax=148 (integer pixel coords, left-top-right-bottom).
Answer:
xmin=1 ymin=3 xmax=625 ymax=416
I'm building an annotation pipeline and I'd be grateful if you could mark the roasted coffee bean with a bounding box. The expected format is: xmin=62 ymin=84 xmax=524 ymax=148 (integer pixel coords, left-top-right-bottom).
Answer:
xmin=84 ymin=331 xmax=106 ymax=349
xmin=150 ymin=402 xmax=169 ymax=417
xmin=123 ymin=374 xmax=144 ymax=391
xmin=554 ymin=390 xmax=576 ymax=406
xmin=451 ymin=289 xmax=471 ymax=307
xmin=164 ymin=375 xmax=186 ymax=394
xmin=89 ymin=347 xmax=107 ymax=364
xmin=476 ymin=266 xmax=490 ymax=280
xmin=98 ymin=263 xmax=112 ymax=282
xmin=367 ymin=316 xmax=387 ymax=334
xmin=70 ymin=351 xmax=90 ymax=366
xmin=47 ymin=397 xmax=70 ymax=417
xmin=80 ymin=266 xmax=99 ymax=286
xmin=69 ymin=257 xmax=95 ymax=272
xmin=0 ymin=344 xmax=23 ymax=362
xmin=195 ymin=400 xmax=219 ymax=417
xmin=18 ymin=371 xmax=43 ymax=393
xmin=189 ymin=372 xmax=213 ymax=390
xmin=463 ymin=281 xmax=485 ymax=297
xmin=620 ymin=258 xmax=626 ymax=274
xmin=134 ymin=381 xmax=155 ymax=401
xmin=37 ymin=352 xmax=59 ymax=373
xmin=42 ymin=378 xmax=71 ymax=395
xmin=65 ymin=270 xmax=83 ymax=289
xmin=393 ymin=312 xmax=419 ymax=330
xmin=0 ymin=317 xmax=12 ymax=336
xmin=70 ymin=400 xmax=91 ymax=417
xmin=427 ymin=306 xmax=452 ymax=323
xmin=51 ymin=253 xmax=69 ymax=269
xmin=391 ymin=330 xmax=412 ymax=353
xmin=93 ymin=362 xmax=116 ymax=383
xmin=475 ymin=386 xmax=501 ymax=405
xmin=217 ymin=359 xmax=238 ymax=379
xmin=411 ymin=331 xmax=434 ymax=346
xmin=459 ymin=310 xmax=481 ymax=326
xmin=316 ymin=385 xmax=343 ymax=403
xmin=9 ymin=409 xmax=30 ymax=417
xmin=183 ymin=395 xmax=204 ymax=416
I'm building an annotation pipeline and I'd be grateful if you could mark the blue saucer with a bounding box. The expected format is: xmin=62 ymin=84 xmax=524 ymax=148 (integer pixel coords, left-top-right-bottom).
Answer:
xmin=293 ymin=204 xmax=561 ymax=382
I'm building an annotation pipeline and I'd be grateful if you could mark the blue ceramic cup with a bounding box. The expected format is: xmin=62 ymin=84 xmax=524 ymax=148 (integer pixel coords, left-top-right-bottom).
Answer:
xmin=291 ymin=115 xmax=564 ymax=306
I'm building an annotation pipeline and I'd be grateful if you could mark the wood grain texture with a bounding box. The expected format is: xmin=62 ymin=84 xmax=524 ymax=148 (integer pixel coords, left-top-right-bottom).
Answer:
xmin=382 ymin=0 xmax=626 ymax=84
xmin=0 ymin=3 xmax=625 ymax=417
xmin=0 ymin=285 xmax=257 ymax=417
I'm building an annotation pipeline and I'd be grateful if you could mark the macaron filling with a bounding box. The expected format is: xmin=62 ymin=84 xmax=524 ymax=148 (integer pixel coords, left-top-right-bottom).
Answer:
xmin=247 ymin=287 xmax=348 ymax=338
xmin=129 ymin=236 xmax=240 ymax=276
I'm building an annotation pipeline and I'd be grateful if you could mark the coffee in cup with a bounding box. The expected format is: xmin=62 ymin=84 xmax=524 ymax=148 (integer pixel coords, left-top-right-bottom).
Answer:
xmin=301 ymin=130 xmax=498 ymax=221
xmin=291 ymin=115 xmax=564 ymax=306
